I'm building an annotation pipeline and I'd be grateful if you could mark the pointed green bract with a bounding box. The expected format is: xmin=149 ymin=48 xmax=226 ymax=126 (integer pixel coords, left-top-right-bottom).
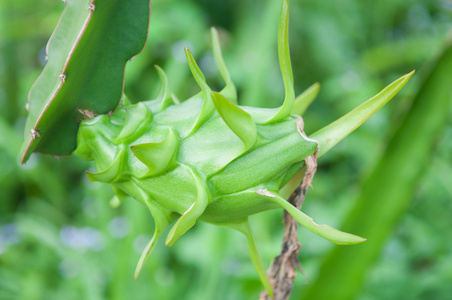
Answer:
xmin=86 ymin=145 xmax=126 ymax=183
xmin=185 ymin=47 xmax=215 ymax=134
xmin=130 ymin=128 xmax=179 ymax=177
xmin=165 ymin=166 xmax=210 ymax=246
xmin=211 ymin=91 xmax=257 ymax=152
xmin=135 ymin=201 xmax=171 ymax=279
xmin=292 ymin=82 xmax=320 ymax=116
xmin=115 ymin=102 xmax=152 ymax=144
xmin=226 ymin=220 xmax=273 ymax=297
xmin=264 ymin=0 xmax=295 ymax=124
xmin=185 ymin=47 xmax=208 ymax=91
xmin=154 ymin=65 xmax=174 ymax=111
xmin=256 ymin=189 xmax=366 ymax=245
xmin=312 ymin=71 xmax=415 ymax=158
xmin=20 ymin=0 xmax=151 ymax=163
xmin=211 ymin=28 xmax=237 ymax=103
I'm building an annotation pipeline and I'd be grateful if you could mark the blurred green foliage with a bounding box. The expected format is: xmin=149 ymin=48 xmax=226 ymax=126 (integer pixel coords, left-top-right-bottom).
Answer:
xmin=0 ymin=0 xmax=451 ymax=299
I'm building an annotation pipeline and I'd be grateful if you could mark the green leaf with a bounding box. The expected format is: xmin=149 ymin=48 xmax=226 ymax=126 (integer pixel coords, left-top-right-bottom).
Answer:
xmin=211 ymin=27 xmax=237 ymax=103
xmin=20 ymin=0 xmax=151 ymax=163
xmin=211 ymin=91 xmax=257 ymax=152
xmin=291 ymin=82 xmax=320 ymax=116
xmin=312 ymin=70 xmax=415 ymax=158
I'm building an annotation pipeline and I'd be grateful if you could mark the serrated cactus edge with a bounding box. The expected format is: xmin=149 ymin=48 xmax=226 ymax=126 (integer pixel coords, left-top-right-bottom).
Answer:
xmin=20 ymin=0 xmax=151 ymax=163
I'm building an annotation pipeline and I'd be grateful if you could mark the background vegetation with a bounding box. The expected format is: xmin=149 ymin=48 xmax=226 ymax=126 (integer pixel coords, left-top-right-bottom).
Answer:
xmin=1 ymin=0 xmax=451 ymax=299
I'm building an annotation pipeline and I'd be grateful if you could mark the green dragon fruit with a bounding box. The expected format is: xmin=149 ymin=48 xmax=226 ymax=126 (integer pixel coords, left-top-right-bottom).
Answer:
xmin=20 ymin=0 xmax=413 ymax=296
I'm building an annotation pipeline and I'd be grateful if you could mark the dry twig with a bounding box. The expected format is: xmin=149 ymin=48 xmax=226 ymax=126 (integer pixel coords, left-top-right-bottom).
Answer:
xmin=259 ymin=151 xmax=317 ymax=300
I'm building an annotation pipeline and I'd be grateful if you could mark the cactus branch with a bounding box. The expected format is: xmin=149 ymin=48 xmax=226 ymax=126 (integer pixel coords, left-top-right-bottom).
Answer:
xmin=20 ymin=0 xmax=151 ymax=163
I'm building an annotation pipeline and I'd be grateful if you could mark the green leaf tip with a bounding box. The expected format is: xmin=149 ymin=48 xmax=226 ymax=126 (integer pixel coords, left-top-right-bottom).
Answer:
xmin=256 ymin=189 xmax=367 ymax=245
xmin=292 ymin=82 xmax=320 ymax=116
xmin=130 ymin=128 xmax=180 ymax=177
xmin=211 ymin=91 xmax=257 ymax=152
xmin=264 ymin=0 xmax=295 ymax=124
xmin=211 ymin=27 xmax=237 ymax=103
xmin=312 ymin=70 xmax=415 ymax=158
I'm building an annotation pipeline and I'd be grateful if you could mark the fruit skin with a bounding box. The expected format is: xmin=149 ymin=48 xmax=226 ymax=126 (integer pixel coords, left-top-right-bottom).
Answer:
xmin=75 ymin=67 xmax=320 ymax=297
xmin=74 ymin=37 xmax=368 ymax=294
xmin=75 ymin=87 xmax=318 ymax=238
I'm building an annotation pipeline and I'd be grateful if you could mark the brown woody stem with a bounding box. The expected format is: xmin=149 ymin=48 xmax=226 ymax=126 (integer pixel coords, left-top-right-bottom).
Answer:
xmin=260 ymin=151 xmax=317 ymax=300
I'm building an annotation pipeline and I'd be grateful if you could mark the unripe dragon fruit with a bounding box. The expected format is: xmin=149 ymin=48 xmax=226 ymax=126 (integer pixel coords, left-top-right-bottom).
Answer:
xmin=20 ymin=0 xmax=413 ymax=296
